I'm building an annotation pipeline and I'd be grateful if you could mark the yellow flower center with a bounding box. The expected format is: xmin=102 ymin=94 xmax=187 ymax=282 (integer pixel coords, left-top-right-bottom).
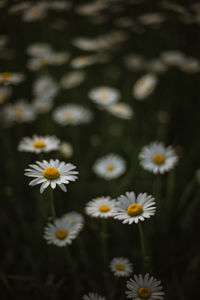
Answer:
xmin=138 ymin=287 xmax=151 ymax=299
xmin=106 ymin=164 xmax=115 ymax=171
xmin=13 ymin=106 xmax=24 ymax=117
xmin=2 ymin=72 xmax=11 ymax=80
xmin=99 ymin=205 xmax=110 ymax=212
xmin=152 ymin=153 xmax=165 ymax=164
xmin=65 ymin=112 xmax=73 ymax=120
xmin=127 ymin=203 xmax=143 ymax=216
xmin=115 ymin=263 xmax=125 ymax=271
xmin=99 ymin=91 xmax=109 ymax=100
xmin=114 ymin=104 xmax=125 ymax=113
xmin=43 ymin=167 xmax=60 ymax=179
xmin=33 ymin=140 xmax=46 ymax=148
xmin=56 ymin=229 xmax=68 ymax=239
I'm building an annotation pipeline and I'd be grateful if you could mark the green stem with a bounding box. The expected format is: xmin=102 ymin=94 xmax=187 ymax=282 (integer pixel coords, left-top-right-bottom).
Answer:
xmin=109 ymin=277 xmax=118 ymax=300
xmin=49 ymin=189 xmax=56 ymax=219
xmin=65 ymin=247 xmax=80 ymax=298
xmin=138 ymin=222 xmax=145 ymax=260
xmin=101 ymin=219 xmax=110 ymax=292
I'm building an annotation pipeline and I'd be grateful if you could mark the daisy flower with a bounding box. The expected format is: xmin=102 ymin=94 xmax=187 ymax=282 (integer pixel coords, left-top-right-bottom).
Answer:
xmin=83 ymin=293 xmax=106 ymax=300
xmin=0 ymin=86 xmax=12 ymax=104
xmin=126 ymin=273 xmax=165 ymax=300
xmin=146 ymin=59 xmax=168 ymax=74
xmin=59 ymin=142 xmax=73 ymax=158
xmin=18 ymin=135 xmax=60 ymax=153
xmin=27 ymin=43 xmax=53 ymax=57
xmin=139 ymin=142 xmax=178 ymax=174
xmin=70 ymin=55 xmax=97 ymax=68
xmin=0 ymin=72 xmax=25 ymax=85
xmin=179 ymin=57 xmax=200 ymax=73
xmin=33 ymin=76 xmax=58 ymax=100
xmin=32 ymin=98 xmax=53 ymax=114
xmin=93 ymin=154 xmax=126 ymax=180
xmin=43 ymin=218 xmax=79 ymax=247
xmin=106 ymin=102 xmax=133 ymax=119
xmin=124 ymin=54 xmax=145 ymax=71
xmin=110 ymin=257 xmax=133 ymax=277
xmin=60 ymin=71 xmax=86 ymax=89
xmin=85 ymin=196 xmax=116 ymax=218
xmin=114 ymin=191 xmax=156 ymax=224
xmin=53 ymin=104 xmax=92 ymax=126
xmin=62 ymin=211 xmax=84 ymax=233
xmin=133 ymin=74 xmax=158 ymax=100
xmin=160 ymin=50 xmax=185 ymax=66
xmin=24 ymin=159 xmax=78 ymax=193
xmin=88 ymin=86 xmax=120 ymax=106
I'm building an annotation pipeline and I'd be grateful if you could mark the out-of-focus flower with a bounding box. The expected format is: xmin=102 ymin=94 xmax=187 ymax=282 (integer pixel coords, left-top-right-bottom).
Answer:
xmin=60 ymin=71 xmax=86 ymax=89
xmin=0 ymin=86 xmax=12 ymax=104
xmin=133 ymin=74 xmax=158 ymax=100
xmin=43 ymin=218 xmax=79 ymax=247
xmin=75 ymin=2 xmax=108 ymax=16
xmin=146 ymin=59 xmax=168 ymax=74
xmin=53 ymin=104 xmax=92 ymax=126
xmin=27 ymin=43 xmax=53 ymax=57
xmin=62 ymin=211 xmax=84 ymax=233
xmin=22 ymin=4 xmax=47 ymax=22
xmin=82 ymin=293 xmax=105 ymax=300
xmin=0 ymin=72 xmax=25 ymax=85
xmin=139 ymin=142 xmax=178 ymax=174
xmin=70 ymin=55 xmax=97 ymax=68
xmin=32 ymin=98 xmax=53 ymax=114
xmin=59 ymin=142 xmax=73 ymax=158
xmin=124 ymin=54 xmax=145 ymax=71
xmin=126 ymin=273 xmax=165 ymax=300
xmin=93 ymin=154 xmax=126 ymax=180
xmin=18 ymin=135 xmax=60 ymax=153
xmin=114 ymin=191 xmax=156 ymax=224
xmin=110 ymin=257 xmax=133 ymax=277
xmin=85 ymin=196 xmax=116 ymax=218
xmin=33 ymin=76 xmax=58 ymax=100
xmin=160 ymin=50 xmax=186 ymax=66
xmin=106 ymin=102 xmax=133 ymax=119
xmin=138 ymin=13 xmax=166 ymax=25
xmin=89 ymin=86 xmax=120 ymax=106
xmin=25 ymin=159 xmax=78 ymax=193
xmin=179 ymin=57 xmax=200 ymax=73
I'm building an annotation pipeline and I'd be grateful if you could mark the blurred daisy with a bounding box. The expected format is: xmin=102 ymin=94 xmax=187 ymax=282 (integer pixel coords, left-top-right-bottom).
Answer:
xmin=114 ymin=191 xmax=156 ymax=224
xmin=89 ymin=87 xmax=120 ymax=106
xmin=85 ymin=196 xmax=116 ymax=218
xmin=110 ymin=257 xmax=133 ymax=277
xmin=49 ymin=52 xmax=69 ymax=65
xmin=43 ymin=218 xmax=79 ymax=247
xmin=0 ymin=86 xmax=12 ymax=104
xmin=59 ymin=142 xmax=73 ymax=158
xmin=139 ymin=142 xmax=178 ymax=174
xmin=27 ymin=56 xmax=52 ymax=71
xmin=53 ymin=104 xmax=92 ymax=126
xmin=106 ymin=102 xmax=133 ymax=119
xmin=22 ymin=4 xmax=47 ymax=22
xmin=83 ymin=293 xmax=105 ymax=300
xmin=93 ymin=154 xmax=126 ymax=180
xmin=160 ymin=50 xmax=185 ymax=66
xmin=126 ymin=273 xmax=165 ymax=300
xmin=33 ymin=76 xmax=58 ymax=100
xmin=2 ymin=100 xmax=36 ymax=125
xmin=146 ymin=59 xmax=168 ymax=74
xmin=60 ymin=71 xmax=86 ymax=89
xmin=25 ymin=159 xmax=78 ymax=193
xmin=32 ymin=98 xmax=53 ymax=114
xmin=27 ymin=43 xmax=53 ymax=57
xmin=0 ymin=72 xmax=24 ymax=85
xmin=124 ymin=54 xmax=145 ymax=71
xmin=179 ymin=57 xmax=200 ymax=73
xmin=133 ymin=74 xmax=158 ymax=100
xmin=62 ymin=211 xmax=84 ymax=233
xmin=18 ymin=135 xmax=60 ymax=153
xmin=138 ymin=13 xmax=166 ymax=25
xmin=70 ymin=55 xmax=97 ymax=68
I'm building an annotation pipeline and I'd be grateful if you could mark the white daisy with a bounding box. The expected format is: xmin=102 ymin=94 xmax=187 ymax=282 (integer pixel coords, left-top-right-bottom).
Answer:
xmin=59 ymin=142 xmax=73 ymax=158
xmin=0 ymin=86 xmax=12 ymax=104
xmin=32 ymin=98 xmax=53 ymax=114
xmin=85 ymin=196 xmax=116 ymax=218
xmin=24 ymin=159 xmax=78 ymax=193
xmin=93 ymin=154 xmax=126 ymax=180
xmin=22 ymin=4 xmax=47 ymax=22
xmin=18 ymin=135 xmax=60 ymax=153
xmin=53 ymin=104 xmax=92 ymax=126
xmin=160 ymin=50 xmax=185 ymax=66
xmin=62 ymin=211 xmax=84 ymax=233
xmin=110 ymin=257 xmax=133 ymax=277
xmin=179 ymin=57 xmax=200 ymax=73
xmin=60 ymin=71 xmax=86 ymax=89
xmin=146 ymin=59 xmax=168 ymax=74
xmin=2 ymin=100 xmax=36 ymax=125
xmin=27 ymin=56 xmax=52 ymax=71
xmin=0 ymin=72 xmax=25 ymax=85
xmin=126 ymin=273 xmax=165 ymax=300
xmin=43 ymin=218 xmax=79 ymax=247
xmin=27 ymin=43 xmax=53 ymax=57
xmin=83 ymin=293 xmax=105 ymax=300
xmin=106 ymin=102 xmax=133 ymax=119
xmin=88 ymin=86 xmax=120 ymax=106
xmin=33 ymin=76 xmax=58 ymax=101
xmin=114 ymin=191 xmax=156 ymax=224
xmin=49 ymin=52 xmax=69 ymax=65
xmin=70 ymin=55 xmax=97 ymax=69
xmin=133 ymin=74 xmax=158 ymax=100
xmin=139 ymin=142 xmax=178 ymax=174
xmin=138 ymin=13 xmax=166 ymax=25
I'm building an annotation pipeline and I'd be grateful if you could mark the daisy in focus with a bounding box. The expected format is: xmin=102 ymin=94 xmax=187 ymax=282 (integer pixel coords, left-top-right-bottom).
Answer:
xmin=25 ymin=159 xmax=78 ymax=193
xmin=43 ymin=218 xmax=79 ymax=247
xmin=89 ymin=86 xmax=120 ymax=106
xmin=106 ymin=102 xmax=133 ymax=119
xmin=0 ymin=72 xmax=25 ymax=85
xmin=53 ymin=104 xmax=92 ymax=126
xmin=83 ymin=293 xmax=105 ymax=300
xmin=18 ymin=135 xmax=60 ymax=153
xmin=114 ymin=191 xmax=156 ymax=224
xmin=110 ymin=257 xmax=133 ymax=277
xmin=126 ymin=273 xmax=165 ymax=300
xmin=85 ymin=196 xmax=116 ymax=218
xmin=139 ymin=142 xmax=178 ymax=174
xmin=133 ymin=74 xmax=158 ymax=100
xmin=93 ymin=154 xmax=126 ymax=180
xmin=62 ymin=211 xmax=84 ymax=233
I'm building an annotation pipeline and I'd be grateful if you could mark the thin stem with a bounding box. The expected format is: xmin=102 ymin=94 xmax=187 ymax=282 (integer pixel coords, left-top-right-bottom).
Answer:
xmin=101 ymin=219 xmax=110 ymax=292
xmin=49 ymin=188 xmax=56 ymax=219
xmin=109 ymin=277 xmax=118 ymax=300
xmin=65 ymin=247 xmax=80 ymax=299
xmin=138 ymin=222 xmax=146 ymax=260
